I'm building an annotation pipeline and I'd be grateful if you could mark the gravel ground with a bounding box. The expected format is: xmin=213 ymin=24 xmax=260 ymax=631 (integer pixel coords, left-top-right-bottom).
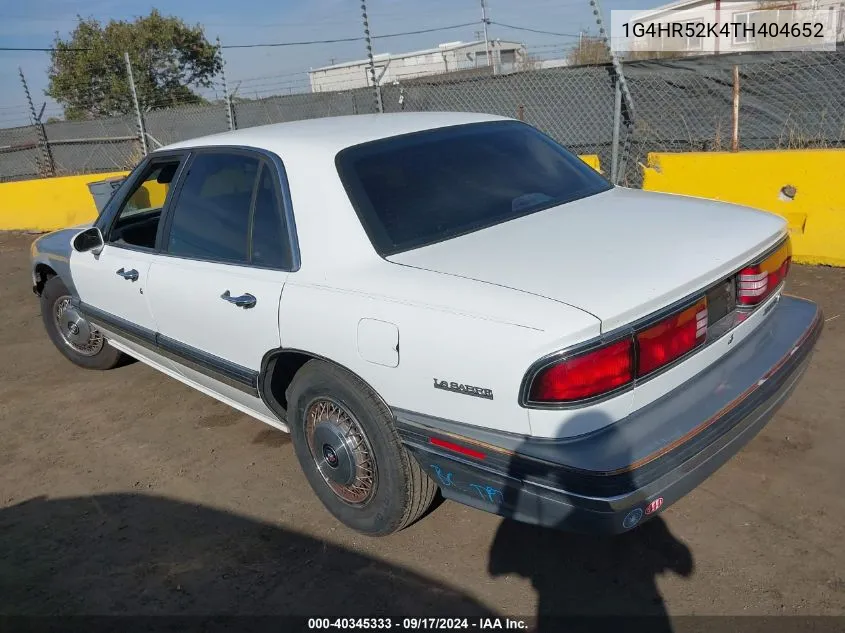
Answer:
xmin=1 ymin=230 xmax=843 ymax=625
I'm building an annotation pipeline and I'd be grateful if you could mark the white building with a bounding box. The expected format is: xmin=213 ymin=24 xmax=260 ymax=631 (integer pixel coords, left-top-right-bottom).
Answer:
xmin=309 ymin=40 xmax=527 ymax=93
xmin=536 ymin=59 xmax=572 ymax=69
xmin=625 ymin=0 xmax=844 ymax=56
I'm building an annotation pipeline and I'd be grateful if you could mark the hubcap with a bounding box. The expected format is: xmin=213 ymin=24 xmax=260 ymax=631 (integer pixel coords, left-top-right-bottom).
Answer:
xmin=305 ymin=398 xmax=377 ymax=505
xmin=53 ymin=296 xmax=104 ymax=356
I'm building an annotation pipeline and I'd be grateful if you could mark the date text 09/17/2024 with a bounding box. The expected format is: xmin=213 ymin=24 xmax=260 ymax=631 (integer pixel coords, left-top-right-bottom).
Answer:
xmin=307 ymin=617 xmax=528 ymax=630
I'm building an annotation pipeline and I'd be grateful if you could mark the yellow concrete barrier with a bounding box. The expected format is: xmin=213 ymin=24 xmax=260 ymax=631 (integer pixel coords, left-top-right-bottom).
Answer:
xmin=643 ymin=150 xmax=845 ymax=267
xmin=0 ymin=171 xmax=129 ymax=232
xmin=0 ymin=155 xmax=603 ymax=233
xmin=3 ymin=150 xmax=841 ymax=266
xmin=580 ymin=154 xmax=602 ymax=172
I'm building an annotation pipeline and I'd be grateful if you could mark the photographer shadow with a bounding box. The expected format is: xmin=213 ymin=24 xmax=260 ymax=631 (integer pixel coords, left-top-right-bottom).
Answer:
xmin=0 ymin=493 xmax=497 ymax=617
xmin=487 ymin=410 xmax=694 ymax=632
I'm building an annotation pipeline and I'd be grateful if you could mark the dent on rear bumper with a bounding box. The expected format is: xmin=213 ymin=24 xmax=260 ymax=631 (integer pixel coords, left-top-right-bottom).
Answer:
xmin=395 ymin=295 xmax=822 ymax=533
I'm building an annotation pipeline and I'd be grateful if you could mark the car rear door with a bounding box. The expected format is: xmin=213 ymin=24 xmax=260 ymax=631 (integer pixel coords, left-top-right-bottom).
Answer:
xmin=145 ymin=148 xmax=297 ymax=414
xmin=70 ymin=154 xmax=186 ymax=358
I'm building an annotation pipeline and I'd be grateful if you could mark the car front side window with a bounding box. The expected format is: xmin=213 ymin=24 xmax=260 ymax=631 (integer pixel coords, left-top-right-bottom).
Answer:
xmin=107 ymin=159 xmax=181 ymax=250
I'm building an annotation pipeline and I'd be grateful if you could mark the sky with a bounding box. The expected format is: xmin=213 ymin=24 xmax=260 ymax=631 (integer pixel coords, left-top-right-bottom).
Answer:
xmin=0 ymin=0 xmax=641 ymax=126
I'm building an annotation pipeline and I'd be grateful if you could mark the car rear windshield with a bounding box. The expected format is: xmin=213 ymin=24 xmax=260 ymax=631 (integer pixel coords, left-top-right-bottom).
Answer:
xmin=335 ymin=120 xmax=612 ymax=256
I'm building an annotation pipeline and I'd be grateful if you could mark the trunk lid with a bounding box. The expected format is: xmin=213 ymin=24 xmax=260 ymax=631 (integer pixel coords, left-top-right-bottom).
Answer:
xmin=388 ymin=187 xmax=787 ymax=332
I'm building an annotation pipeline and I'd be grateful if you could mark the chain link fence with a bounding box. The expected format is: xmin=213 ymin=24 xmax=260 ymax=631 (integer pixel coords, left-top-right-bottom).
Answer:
xmin=381 ymin=65 xmax=618 ymax=173
xmin=0 ymin=124 xmax=42 ymax=181
xmin=620 ymin=49 xmax=845 ymax=184
xmin=1 ymin=47 xmax=843 ymax=185
xmin=234 ymin=89 xmax=378 ymax=129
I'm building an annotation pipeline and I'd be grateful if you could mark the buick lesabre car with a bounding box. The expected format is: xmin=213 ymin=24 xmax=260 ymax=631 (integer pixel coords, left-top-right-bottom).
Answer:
xmin=30 ymin=113 xmax=821 ymax=536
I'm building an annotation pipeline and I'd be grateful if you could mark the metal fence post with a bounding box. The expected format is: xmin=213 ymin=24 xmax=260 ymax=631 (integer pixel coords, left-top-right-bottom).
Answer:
xmin=731 ymin=65 xmax=740 ymax=152
xmin=19 ymin=67 xmax=55 ymax=177
xmin=218 ymin=38 xmax=237 ymax=131
xmin=610 ymin=77 xmax=622 ymax=183
xmin=124 ymin=52 xmax=148 ymax=156
xmin=589 ymin=0 xmax=635 ymax=121
xmin=361 ymin=0 xmax=384 ymax=113
xmin=589 ymin=0 xmax=636 ymax=183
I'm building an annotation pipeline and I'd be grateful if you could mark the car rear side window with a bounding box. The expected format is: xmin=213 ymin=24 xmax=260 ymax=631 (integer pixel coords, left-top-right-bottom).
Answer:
xmin=167 ymin=152 xmax=259 ymax=263
xmin=251 ymin=165 xmax=290 ymax=269
xmin=336 ymin=120 xmax=612 ymax=256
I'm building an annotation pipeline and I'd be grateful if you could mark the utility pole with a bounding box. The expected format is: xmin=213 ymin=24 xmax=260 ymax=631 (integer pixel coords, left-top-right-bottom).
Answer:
xmin=715 ymin=0 xmax=721 ymax=54
xmin=217 ymin=37 xmax=236 ymax=131
xmin=361 ymin=0 xmax=384 ymax=113
xmin=480 ymin=0 xmax=494 ymax=74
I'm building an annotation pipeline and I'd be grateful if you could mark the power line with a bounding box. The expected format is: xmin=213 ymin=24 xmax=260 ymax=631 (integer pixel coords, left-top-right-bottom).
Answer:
xmin=0 ymin=47 xmax=89 ymax=51
xmin=374 ymin=21 xmax=476 ymax=39
xmin=0 ymin=6 xmax=480 ymax=28
xmin=220 ymin=36 xmax=362 ymax=49
xmin=1 ymin=21 xmax=480 ymax=52
xmin=491 ymin=21 xmax=580 ymax=38
xmin=222 ymin=21 xmax=477 ymax=48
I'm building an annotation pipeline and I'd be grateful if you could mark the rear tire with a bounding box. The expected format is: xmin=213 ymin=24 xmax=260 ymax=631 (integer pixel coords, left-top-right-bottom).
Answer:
xmin=40 ymin=276 xmax=124 ymax=370
xmin=287 ymin=360 xmax=436 ymax=536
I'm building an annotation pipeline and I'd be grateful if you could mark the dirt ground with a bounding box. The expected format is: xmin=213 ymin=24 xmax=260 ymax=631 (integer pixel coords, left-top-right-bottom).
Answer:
xmin=1 ymin=230 xmax=844 ymax=624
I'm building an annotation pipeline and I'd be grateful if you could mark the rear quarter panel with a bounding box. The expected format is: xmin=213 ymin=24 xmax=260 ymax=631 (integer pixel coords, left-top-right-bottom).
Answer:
xmin=278 ymin=265 xmax=601 ymax=436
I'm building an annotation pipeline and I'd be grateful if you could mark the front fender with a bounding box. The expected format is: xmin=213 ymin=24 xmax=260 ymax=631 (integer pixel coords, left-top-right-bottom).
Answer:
xmin=30 ymin=225 xmax=90 ymax=297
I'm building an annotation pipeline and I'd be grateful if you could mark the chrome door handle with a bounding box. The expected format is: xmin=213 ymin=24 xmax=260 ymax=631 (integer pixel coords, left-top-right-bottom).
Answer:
xmin=116 ymin=267 xmax=139 ymax=281
xmin=220 ymin=290 xmax=257 ymax=309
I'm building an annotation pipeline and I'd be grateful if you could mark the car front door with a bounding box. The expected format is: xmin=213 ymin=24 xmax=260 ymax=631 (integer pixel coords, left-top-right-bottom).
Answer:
xmin=70 ymin=155 xmax=186 ymax=357
xmin=145 ymin=149 xmax=295 ymax=415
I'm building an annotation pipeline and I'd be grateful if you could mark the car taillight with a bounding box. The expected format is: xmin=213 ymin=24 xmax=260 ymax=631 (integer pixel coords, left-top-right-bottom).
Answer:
xmin=527 ymin=240 xmax=792 ymax=405
xmin=738 ymin=239 xmax=792 ymax=307
xmin=636 ymin=298 xmax=708 ymax=375
xmin=528 ymin=299 xmax=709 ymax=404
xmin=529 ymin=338 xmax=633 ymax=403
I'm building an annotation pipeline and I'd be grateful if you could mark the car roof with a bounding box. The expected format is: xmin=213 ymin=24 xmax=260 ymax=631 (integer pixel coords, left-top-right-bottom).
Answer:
xmin=159 ymin=112 xmax=511 ymax=157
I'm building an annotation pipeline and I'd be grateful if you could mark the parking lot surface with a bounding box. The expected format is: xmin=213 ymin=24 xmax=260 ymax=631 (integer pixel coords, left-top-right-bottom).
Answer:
xmin=1 ymin=231 xmax=843 ymax=621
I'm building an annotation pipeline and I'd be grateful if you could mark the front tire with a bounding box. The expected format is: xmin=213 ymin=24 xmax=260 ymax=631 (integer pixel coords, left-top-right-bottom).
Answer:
xmin=287 ymin=360 xmax=436 ymax=536
xmin=40 ymin=276 xmax=123 ymax=370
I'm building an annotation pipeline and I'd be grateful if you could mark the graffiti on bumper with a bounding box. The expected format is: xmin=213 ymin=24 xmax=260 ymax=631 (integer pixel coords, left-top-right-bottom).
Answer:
xmin=430 ymin=464 xmax=503 ymax=505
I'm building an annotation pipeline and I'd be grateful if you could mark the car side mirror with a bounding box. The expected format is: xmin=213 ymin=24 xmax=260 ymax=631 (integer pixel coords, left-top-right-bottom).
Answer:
xmin=72 ymin=227 xmax=105 ymax=256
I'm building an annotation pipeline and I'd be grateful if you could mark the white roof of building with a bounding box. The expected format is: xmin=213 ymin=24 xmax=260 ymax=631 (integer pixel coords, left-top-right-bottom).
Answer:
xmin=638 ymin=0 xmax=713 ymax=11
xmin=632 ymin=0 xmax=749 ymax=21
xmin=161 ymin=112 xmax=509 ymax=157
xmin=310 ymin=40 xmax=524 ymax=73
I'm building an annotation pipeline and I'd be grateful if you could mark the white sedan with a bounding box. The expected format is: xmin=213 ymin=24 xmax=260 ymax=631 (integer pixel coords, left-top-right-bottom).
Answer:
xmin=30 ymin=112 xmax=822 ymax=535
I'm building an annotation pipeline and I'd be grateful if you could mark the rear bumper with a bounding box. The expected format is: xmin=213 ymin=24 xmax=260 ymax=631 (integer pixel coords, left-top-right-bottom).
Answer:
xmin=396 ymin=295 xmax=822 ymax=534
